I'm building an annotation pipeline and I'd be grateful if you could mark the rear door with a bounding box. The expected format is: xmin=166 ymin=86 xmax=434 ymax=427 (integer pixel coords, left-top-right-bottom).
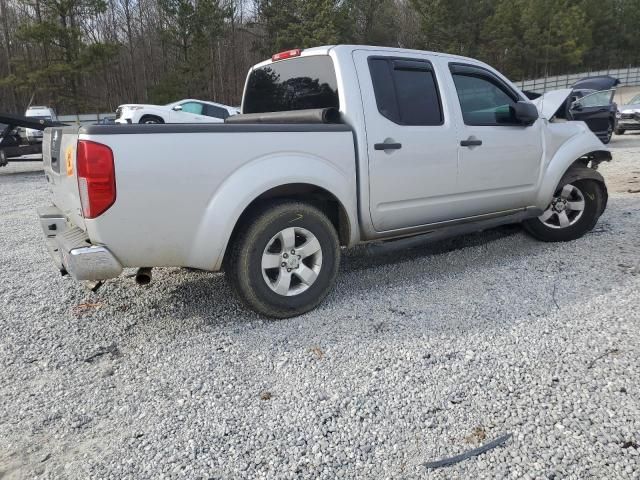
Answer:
xmin=353 ymin=50 xmax=460 ymax=232
xmin=201 ymin=104 xmax=228 ymax=122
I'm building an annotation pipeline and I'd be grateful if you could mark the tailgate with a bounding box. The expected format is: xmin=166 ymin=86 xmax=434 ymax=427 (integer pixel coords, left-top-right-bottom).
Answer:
xmin=43 ymin=126 xmax=86 ymax=231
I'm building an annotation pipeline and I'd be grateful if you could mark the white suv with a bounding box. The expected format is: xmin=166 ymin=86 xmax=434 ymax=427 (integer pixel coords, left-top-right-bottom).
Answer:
xmin=115 ymin=99 xmax=238 ymax=124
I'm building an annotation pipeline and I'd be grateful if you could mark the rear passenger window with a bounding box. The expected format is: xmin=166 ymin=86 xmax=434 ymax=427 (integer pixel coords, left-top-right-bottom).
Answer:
xmin=204 ymin=104 xmax=229 ymax=119
xmin=368 ymin=57 xmax=443 ymax=126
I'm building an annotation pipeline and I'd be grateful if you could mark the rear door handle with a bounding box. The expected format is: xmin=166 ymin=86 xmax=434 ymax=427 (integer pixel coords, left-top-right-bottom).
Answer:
xmin=460 ymin=138 xmax=482 ymax=147
xmin=374 ymin=142 xmax=402 ymax=150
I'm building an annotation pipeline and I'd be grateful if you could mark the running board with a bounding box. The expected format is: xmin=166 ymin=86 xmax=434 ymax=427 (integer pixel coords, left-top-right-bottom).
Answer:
xmin=363 ymin=208 xmax=542 ymax=255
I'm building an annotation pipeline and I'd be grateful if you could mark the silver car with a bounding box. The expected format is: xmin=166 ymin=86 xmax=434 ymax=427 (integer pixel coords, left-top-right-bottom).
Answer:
xmin=615 ymin=93 xmax=640 ymax=134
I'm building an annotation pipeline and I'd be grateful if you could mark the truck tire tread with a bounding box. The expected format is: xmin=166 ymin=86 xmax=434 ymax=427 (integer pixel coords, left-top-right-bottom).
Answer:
xmin=224 ymin=200 xmax=340 ymax=318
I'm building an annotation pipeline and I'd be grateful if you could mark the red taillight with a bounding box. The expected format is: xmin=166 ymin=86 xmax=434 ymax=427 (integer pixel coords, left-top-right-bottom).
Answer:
xmin=76 ymin=140 xmax=116 ymax=219
xmin=271 ymin=48 xmax=301 ymax=62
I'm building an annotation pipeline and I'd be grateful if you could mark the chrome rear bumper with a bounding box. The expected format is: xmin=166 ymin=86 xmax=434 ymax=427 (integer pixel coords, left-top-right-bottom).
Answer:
xmin=37 ymin=206 xmax=123 ymax=281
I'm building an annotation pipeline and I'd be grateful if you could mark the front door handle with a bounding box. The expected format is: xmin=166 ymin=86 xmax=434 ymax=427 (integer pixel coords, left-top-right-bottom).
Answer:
xmin=374 ymin=142 xmax=402 ymax=151
xmin=460 ymin=138 xmax=482 ymax=147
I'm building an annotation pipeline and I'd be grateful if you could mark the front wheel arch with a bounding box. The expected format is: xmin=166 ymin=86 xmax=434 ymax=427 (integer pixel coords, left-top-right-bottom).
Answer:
xmin=139 ymin=115 xmax=165 ymax=124
xmin=557 ymin=164 xmax=608 ymax=216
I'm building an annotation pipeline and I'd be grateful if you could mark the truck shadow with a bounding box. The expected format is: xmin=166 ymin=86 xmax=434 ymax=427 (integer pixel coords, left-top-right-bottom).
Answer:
xmin=161 ymin=224 xmax=526 ymax=325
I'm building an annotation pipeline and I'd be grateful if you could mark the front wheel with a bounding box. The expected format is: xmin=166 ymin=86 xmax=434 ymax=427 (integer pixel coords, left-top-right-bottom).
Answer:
xmin=225 ymin=201 xmax=340 ymax=318
xmin=615 ymin=128 xmax=625 ymax=135
xmin=523 ymin=179 xmax=604 ymax=242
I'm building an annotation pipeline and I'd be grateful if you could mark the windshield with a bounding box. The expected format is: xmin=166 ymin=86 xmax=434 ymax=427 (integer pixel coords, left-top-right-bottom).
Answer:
xmin=243 ymin=55 xmax=339 ymax=114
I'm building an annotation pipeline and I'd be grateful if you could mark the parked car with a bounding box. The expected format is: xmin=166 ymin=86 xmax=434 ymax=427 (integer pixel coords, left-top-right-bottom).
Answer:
xmin=566 ymin=88 xmax=618 ymax=144
xmin=534 ymin=76 xmax=619 ymax=144
xmin=24 ymin=106 xmax=57 ymax=144
xmin=615 ymin=93 xmax=640 ymax=135
xmin=39 ymin=45 xmax=610 ymax=318
xmin=115 ymin=99 xmax=238 ymax=124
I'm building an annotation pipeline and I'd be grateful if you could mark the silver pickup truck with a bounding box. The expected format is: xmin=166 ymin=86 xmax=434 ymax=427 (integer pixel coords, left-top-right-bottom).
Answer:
xmin=39 ymin=45 xmax=610 ymax=318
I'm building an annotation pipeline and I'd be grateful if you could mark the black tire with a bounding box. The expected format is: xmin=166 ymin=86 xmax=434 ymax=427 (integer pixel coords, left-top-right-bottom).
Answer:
xmin=224 ymin=201 xmax=340 ymax=318
xmin=615 ymin=128 xmax=625 ymax=135
xmin=139 ymin=115 xmax=164 ymax=124
xmin=601 ymin=121 xmax=614 ymax=144
xmin=523 ymin=179 xmax=604 ymax=242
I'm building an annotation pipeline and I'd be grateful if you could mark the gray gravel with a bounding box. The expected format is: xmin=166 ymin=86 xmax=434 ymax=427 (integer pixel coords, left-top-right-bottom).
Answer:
xmin=1 ymin=137 xmax=639 ymax=479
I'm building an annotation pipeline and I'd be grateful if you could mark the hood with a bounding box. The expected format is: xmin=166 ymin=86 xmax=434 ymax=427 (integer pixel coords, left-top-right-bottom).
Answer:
xmin=620 ymin=103 xmax=640 ymax=113
xmin=117 ymin=104 xmax=161 ymax=109
xmin=572 ymin=75 xmax=620 ymax=90
xmin=532 ymin=88 xmax=572 ymax=119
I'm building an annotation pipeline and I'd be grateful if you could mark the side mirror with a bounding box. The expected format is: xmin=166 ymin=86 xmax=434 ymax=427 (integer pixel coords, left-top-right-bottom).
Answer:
xmin=512 ymin=101 xmax=539 ymax=126
xmin=570 ymin=101 xmax=582 ymax=111
xmin=172 ymin=105 xmax=183 ymax=111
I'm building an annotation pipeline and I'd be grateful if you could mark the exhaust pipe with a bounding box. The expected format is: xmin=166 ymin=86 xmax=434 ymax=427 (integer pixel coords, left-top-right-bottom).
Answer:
xmin=135 ymin=267 xmax=152 ymax=285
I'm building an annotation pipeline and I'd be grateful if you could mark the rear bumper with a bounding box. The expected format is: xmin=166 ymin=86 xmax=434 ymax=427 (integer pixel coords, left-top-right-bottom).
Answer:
xmin=38 ymin=206 xmax=123 ymax=281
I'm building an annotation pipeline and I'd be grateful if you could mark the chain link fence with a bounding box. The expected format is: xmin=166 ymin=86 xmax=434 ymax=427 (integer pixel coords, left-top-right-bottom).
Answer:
xmin=518 ymin=66 xmax=640 ymax=94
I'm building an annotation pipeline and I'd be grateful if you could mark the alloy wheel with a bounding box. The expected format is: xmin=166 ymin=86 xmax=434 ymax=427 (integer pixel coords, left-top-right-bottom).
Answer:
xmin=539 ymin=183 xmax=586 ymax=229
xmin=261 ymin=227 xmax=323 ymax=296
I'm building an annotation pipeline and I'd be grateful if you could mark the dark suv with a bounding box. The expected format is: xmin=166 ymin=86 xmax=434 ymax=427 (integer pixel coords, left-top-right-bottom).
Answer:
xmin=566 ymin=76 xmax=620 ymax=144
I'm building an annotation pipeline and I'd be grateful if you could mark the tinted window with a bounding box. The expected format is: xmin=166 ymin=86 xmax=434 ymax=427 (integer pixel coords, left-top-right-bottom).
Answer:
xmin=574 ymin=90 xmax=613 ymax=108
xmin=243 ymin=55 xmax=339 ymax=113
xmin=450 ymin=67 xmax=518 ymax=125
xmin=204 ymin=104 xmax=229 ymax=119
xmin=180 ymin=102 xmax=204 ymax=115
xmin=369 ymin=58 xmax=443 ymax=126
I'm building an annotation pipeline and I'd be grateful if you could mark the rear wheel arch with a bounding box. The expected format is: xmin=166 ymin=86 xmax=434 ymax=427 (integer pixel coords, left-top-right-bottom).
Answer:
xmin=223 ymin=184 xmax=351 ymax=265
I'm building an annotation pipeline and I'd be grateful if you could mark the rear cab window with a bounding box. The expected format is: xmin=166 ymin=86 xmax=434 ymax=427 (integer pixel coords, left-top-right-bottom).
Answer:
xmin=243 ymin=55 xmax=339 ymax=113
xmin=368 ymin=57 xmax=443 ymax=126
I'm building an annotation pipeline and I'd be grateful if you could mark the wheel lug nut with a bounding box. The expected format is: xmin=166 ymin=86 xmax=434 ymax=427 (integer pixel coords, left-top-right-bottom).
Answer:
xmin=281 ymin=262 xmax=286 ymax=267
xmin=287 ymin=268 xmax=291 ymax=272
xmin=283 ymin=253 xmax=288 ymax=258
xmin=297 ymin=255 xmax=301 ymax=259
xmin=291 ymin=249 xmax=295 ymax=254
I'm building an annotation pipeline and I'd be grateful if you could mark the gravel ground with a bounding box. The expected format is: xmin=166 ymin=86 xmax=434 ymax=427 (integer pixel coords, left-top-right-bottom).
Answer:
xmin=1 ymin=136 xmax=639 ymax=479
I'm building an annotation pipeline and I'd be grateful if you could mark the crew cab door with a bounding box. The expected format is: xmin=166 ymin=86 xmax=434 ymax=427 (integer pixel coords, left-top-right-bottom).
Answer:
xmin=353 ymin=50 xmax=460 ymax=232
xmin=447 ymin=63 xmax=543 ymax=213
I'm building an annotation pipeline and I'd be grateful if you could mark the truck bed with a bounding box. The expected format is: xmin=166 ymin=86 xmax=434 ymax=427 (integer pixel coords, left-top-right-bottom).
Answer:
xmin=43 ymin=122 xmax=357 ymax=270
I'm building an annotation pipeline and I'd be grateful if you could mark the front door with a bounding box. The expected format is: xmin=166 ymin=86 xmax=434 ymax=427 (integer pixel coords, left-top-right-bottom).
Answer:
xmin=447 ymin=63 xmax=544 ymax=214
xmin=170 ymin=101 xmax=207 ymax=123
xmin=353 ymin=50 xmax=460 ymax=232
xmin=570 ymin=89 xmax=615 ymax=136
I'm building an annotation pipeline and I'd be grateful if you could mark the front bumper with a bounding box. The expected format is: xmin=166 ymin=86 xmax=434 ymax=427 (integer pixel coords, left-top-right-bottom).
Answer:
xmin=38 ymin=206 xmax=123 ymax=281
xmin=618 ymin=118 xmax=640 ymax=130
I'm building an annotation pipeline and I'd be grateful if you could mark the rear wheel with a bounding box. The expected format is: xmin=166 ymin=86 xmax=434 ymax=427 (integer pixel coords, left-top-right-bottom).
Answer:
xmin=225 ymin=201 xmax=340 ymax=318
xmin=615 ymin=128 xmax=625 ymax=135
xmin=523 ymin=179 xmax=604 ymax=242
